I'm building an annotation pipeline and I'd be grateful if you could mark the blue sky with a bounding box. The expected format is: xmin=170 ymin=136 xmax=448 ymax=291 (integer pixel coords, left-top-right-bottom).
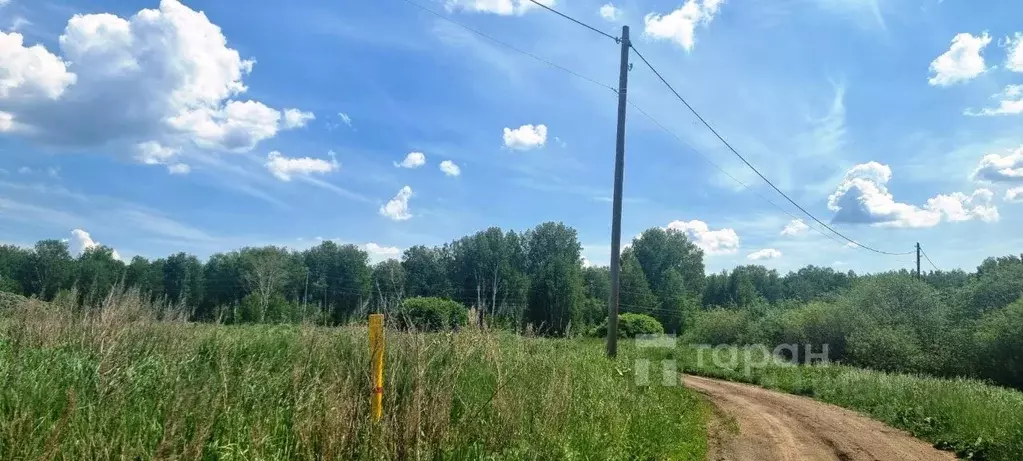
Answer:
xmin=1 ymin=0 xmax=1022 ymax=274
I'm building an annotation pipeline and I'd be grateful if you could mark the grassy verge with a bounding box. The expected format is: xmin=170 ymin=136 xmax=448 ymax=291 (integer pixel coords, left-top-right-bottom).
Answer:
xmin=0 ymin=295 xmax=707 ymax=460
xmin=675 ymin=345 xmax=1023 ymax=460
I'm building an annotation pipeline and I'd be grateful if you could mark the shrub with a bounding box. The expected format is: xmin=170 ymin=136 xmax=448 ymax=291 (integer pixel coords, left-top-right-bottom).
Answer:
xmin=236 ymin=293 xmax=302 ymax=324
xmin=844 ymin=274 xmax=948 ymax=347
xmin=770 ymin=301 xmax=866 ymax=362
xmin=964 ymin=265 xmax=1023 ymax=318
xmin=399 ymin=297 xmax=468 ymax=331
xmin=975 ymin=299 xmax=1023 ymax=388
xmin=591 ymin=313 xmax=664 ymax=338
xmin=680 ymin=308 xmax=749 ymax=345
xmin=847 ymin=326 xmax=925 ymax=372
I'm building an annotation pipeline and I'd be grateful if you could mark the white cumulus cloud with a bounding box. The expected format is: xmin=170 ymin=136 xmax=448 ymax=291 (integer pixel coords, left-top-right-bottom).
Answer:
xmin=265 ymin=150 xmax=339 ymax=181
xmin=0 ymin=0 xmax=310 ymax=165
xmin=364 ymin=242 xmax=401 ymax=262
xmin=643 ymin=0 xmax=725 ymax=52
xmin=395 ymin=151 xmax=426 ymax=168
xmin=747 ymin=248 xmax=781 ymax=261
xmin=828 ymin=161 xmax=998 ymax=228
xmin=666 ymin=219 xmax=739 ymax=255
xmin=439 ymin=159 xmax=461 ymax=176
xmin=69 ymin=228 xmax=121 ymax=260
xmin=928 ymin=32 xmax=991 ymax=86
xmin=925 ymin=189 xmax=999 ymax=223
xmin=780 ymin=219 xmax=809 ymax=237
xmin=135 ymin=141 xmax=179 ymax=165
xmin=168 ymin=163 xmax=190 ymax=175
xmin=1006 ymin=33 xmax=1023 ymax=73
xmin=972 ymin=146 xmax=1023 ymax=183
xmin=599 ymin=3 xmax=619 ymax=21
xmin=282 ymin=109 xmax=314 ymax=129
xmin=1006 ymin=187 xmax=1023 ymax=202
xmin=503 ymin=124 xmax=547 ymax=150
xmin=965 ymin=85 xmax=1023 ymax=116
xmin=445 ymin=0 xmax=553 ymax=16
xmin=380 ymin=185 xmax=413 ymax=221
xmin=0 ymin=31 xmax=76 ymax=101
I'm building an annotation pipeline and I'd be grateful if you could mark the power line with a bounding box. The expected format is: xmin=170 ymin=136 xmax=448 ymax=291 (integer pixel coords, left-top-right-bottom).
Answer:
xmin=397 ymin=0 xmax=618 ymax=93
xmin=627 ymin=44 xmax=914 ymax=257
xmin=627 ymin=100 xmax=852 ymax=250
xmin=524 ymin=0 xmax=620 ymax=42
xmin=921 ymin=248 xmax=940 ymax=272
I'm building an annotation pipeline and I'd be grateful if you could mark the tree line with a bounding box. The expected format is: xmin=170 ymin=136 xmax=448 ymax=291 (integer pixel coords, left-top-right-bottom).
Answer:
xmin=683 ymin=254 xmax=1023 ymax=389
xmin=2 ymin=223 xmax=1022 ymax=388
xmin=0 ymin=224 xmax=873 ymax=333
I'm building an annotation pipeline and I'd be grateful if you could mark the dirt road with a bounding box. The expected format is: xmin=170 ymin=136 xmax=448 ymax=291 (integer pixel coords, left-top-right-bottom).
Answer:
xmin=684 ymin=374 xmax=957 ymax=461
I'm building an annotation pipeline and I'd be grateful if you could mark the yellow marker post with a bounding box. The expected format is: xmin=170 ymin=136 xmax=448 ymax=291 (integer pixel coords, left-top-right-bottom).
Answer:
xmin=369 ymin=313 xmax=385 ymax=422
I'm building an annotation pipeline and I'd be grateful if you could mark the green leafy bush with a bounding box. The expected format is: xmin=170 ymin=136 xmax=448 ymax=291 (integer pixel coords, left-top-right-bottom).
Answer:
xmin=761 ymin=301 xmax=866 ymax=362
xmin=680 ymin=308 xmax=749 ymax=345
xmin=591 ymin=313 xmax=664 ymax=338
xmin=398 ymin=297 xmax=468 ymax=331
xmin=975 ymin=299 xmax=1023 ymax=388
xmin=847 ymin=326 xmax=925 ymax=372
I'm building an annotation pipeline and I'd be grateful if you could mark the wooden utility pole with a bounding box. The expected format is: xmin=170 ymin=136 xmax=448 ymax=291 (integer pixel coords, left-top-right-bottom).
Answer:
xmin=607 ymin=25 xmax=630 ymax=358
xmin=920 ymin=243 xmax=928 ymax=280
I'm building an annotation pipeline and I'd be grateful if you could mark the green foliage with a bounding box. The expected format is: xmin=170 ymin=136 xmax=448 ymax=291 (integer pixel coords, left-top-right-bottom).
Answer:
xmin=618 ymin=250 xmax=658 ymax=315
xmin=704 ymin=265 xmax=782 ymax=308
xmin=847 ymin=326 xmax=926 ymax=372
xmin=581 ymin=266 xmax=610 ymax=302
xmin=779 ymin=265 xmax=854 ymax=303
xmin=234 ymin=292 xmax=308 ymax=324
xmin=681 ymin=308 xmax=750 ymax=345
xmin=0 ymin=244 xmax=31 ymax=295
xmin=592 ymin=313 xmax=665 ymax=338
xmin=303 ymin=241 xmax=372 ymax=324
xmin=578 ymin=297 xmax=606 ymax=327
xmin=524 ymin=222 xmax=582 ymax=335
xmin=371 ymin=259 xmax=406 ymax=313
xmin=630 ymin=227 xmax=705 ymax=301
xmin=75 ymin=245 xmax=126 ymax=308
xmin=401 ymin=245 xmax=452 ymax=299
xmin=975 ymin=299 xmax=1023 ymax=388
xmin=619 ymin=313 xmax=664 ymax=337
xmin=756 ymin=301 xmax=865 ymax=362
xmin=29 ymin=239 xmax=73 ymax=300
xmin=448 ymin=228 xmax=529 ymax=324
xmin=0 ymin=302 xmax=708 ymax=460
xmin=398 ymin=297 xmax=468 ymax=331
xmin=963 ymin=259 xmax=1023 ymax=317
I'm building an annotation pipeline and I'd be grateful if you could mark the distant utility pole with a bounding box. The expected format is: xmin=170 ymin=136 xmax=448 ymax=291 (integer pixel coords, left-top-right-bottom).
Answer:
xmin=920 ymin=243 xmax=928 ymax=280
xmin=607 ymin=25 xmax=630 ymax=358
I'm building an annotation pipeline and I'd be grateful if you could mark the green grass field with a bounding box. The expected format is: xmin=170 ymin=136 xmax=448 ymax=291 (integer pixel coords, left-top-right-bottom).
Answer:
xmin=674 ymin=345 xmax=1023 ymax=460
xmin=0 ymin=297 xmax=707 ymax=460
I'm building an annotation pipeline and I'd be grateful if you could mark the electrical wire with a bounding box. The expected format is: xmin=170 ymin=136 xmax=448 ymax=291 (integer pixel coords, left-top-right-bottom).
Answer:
xmin=397 ymin=0 xmax=618 ymax=93
xmin=627 ymin=100 xmax=852 ymax=250
xmin=627 ymin=44 xmax=914 ymax=257
xmin=524 ymin=0 xmax=620 ymax=42
xmin=921 ymin=248 xmax=940 ymax=272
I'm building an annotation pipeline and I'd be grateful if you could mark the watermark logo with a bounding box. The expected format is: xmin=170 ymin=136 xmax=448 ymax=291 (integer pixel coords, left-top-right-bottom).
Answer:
xmin=632 ymin=335 xmax=831 ymax=386
xmin=635 ymin=334 xmax=679 ymax=386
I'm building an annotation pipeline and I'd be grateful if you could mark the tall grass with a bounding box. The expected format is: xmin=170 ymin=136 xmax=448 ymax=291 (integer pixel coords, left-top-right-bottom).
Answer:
xmin=0 ymin=291 xmax=707 ymax=460
xmin=676 ymin=345 xmax=1023 ymax=460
